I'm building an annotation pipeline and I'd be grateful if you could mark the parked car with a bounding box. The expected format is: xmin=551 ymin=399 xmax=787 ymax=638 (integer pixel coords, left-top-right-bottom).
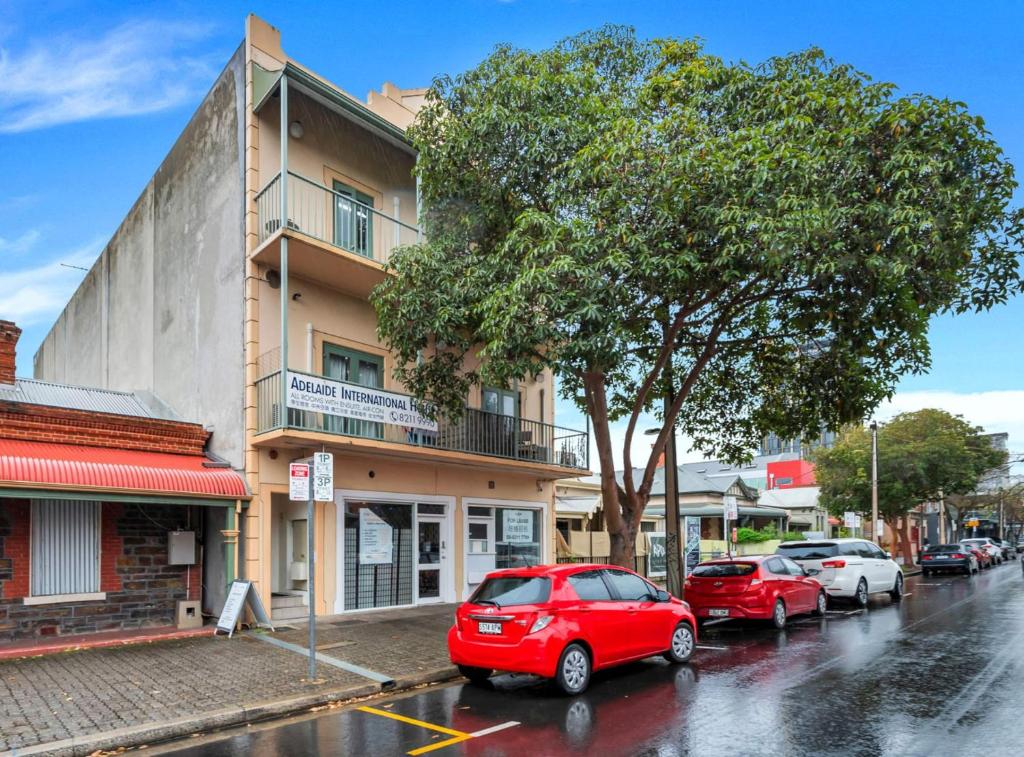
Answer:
xmin=684 ymin=555 xmax=827 ymax=629
xmin=1017 ymin=537 xmax=1024 ymax=555
xmin=996 ymin=539 xmax=1017 ymax=560
xmin=920 ymin=544 xmax=977 ymax=576
xmin=776 ymin=538 xmax=904 ymax=607
xmin=448 ymin=564 xmax=696 ymax=695
xmin=960 ymin=544 xmax=992 ymax=570
xmin=960 ymin=538 xmax=1004 ymax=565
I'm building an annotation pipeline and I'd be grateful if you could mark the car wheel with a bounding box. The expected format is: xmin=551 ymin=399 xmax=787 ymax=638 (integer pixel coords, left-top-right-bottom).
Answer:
xmin=663 ymin=622 xmax=695 ymax=664
xmin=922 ymin=568 xmax=930 ymax=578
xmin=813 ymin=590 xmax=828 ymax=617
xmin=889 ymin=572 xmax=904 ymax=601
xmin=458 ymin=665 xmax=493 ymax=685
xmin=854 ymin=578 xmax=869 ymax=608
xmin=772 ymin=598 xmax=787 ymax=630
xmin=555 ymin=643 xmax=591 ymax=696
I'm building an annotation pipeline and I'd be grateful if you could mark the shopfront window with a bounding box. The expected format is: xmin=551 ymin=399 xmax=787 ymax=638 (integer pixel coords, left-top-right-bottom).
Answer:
xmin=344 ymin=502 xmax=412 ymax=610
xmin=496 ymin=507 xmax=541 ymax=569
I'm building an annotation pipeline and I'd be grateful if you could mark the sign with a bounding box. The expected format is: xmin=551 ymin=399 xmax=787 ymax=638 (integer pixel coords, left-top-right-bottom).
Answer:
xmin=855 ymin=514 xmax=863 ymax=529
xmin=966 ymin=518 xmax=980 ymax=528
xmin=215 ymin=579 xmax=275 ymax=637
xmin=843 ymin=511 xmax=857 ymax=529
xmin=648 ymin=532 xmax=667 ymax=578
xmin=286 ymin=371 xmax=437 ymax=432
xmin=723 ymin=495 xmax=738 ymax=521
xmin=289 ymin=463 xmax=309 ymax=501
xmin=731 ymin=526 xmax=738 ymax=544
xmin=684 ymin=516 xmax=701 ymax=576
xmin=359 ymin=508 xmax=394 ymax=565
xmin=313 ymin=452 xmax=334 ymax=503
xmin=502 ymin=509 xmax=534 ymax=543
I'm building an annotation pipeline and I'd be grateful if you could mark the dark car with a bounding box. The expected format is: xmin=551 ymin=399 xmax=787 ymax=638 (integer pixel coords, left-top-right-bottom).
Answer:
xmin=920 ymin=544 xmax=977 ymax=576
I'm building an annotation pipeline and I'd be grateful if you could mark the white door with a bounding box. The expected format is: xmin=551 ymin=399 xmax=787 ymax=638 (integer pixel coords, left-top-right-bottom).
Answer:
xmin=416 ymin=515 xmax=448 ymax=604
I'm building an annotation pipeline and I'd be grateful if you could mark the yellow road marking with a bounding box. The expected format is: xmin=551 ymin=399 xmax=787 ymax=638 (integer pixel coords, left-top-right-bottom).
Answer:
xmin=357 ymin=705 xmax=472 ymax=754
xmin=407 ymin=733 xmax=473 ymax=755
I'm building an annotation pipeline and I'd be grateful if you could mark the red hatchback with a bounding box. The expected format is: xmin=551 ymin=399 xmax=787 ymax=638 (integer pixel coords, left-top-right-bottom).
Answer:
xmin=448 ymin=564 xmax=697 ymax=694
xmin=685 ymin=555 xmax=827 ymax=629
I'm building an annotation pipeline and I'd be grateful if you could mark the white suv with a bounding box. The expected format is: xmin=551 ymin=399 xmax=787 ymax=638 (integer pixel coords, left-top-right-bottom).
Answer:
xmin=776 ymin=539 xmax=903 ymax=607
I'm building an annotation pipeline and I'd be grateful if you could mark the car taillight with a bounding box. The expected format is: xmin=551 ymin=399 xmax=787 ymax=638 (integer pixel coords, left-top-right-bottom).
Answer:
xmin=922 ymin=555 xmax=933 ymax=560
xmin=952 ymin=553 xmax=964 ymax=559
xmin=821 ymin=560 xmax=846 ymax=569
xmin=528 ymin=615 xmax=554 ymax=634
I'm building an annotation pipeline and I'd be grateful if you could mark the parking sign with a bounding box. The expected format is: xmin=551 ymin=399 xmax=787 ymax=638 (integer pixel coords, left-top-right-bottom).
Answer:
xmin=289 ymin=463 xmax=309 ymax=501
xmin=313 ymin=452 xmax=334 ymax=502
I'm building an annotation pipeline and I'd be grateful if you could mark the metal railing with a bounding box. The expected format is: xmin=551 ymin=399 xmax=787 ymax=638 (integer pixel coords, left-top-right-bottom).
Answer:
xmin=556 ymin=555 xmax=650 ymax=576
xmin=255 ymin=370 xmax=589 ymax=469
xmin=255 ymin=172 xmax=421 ymax=263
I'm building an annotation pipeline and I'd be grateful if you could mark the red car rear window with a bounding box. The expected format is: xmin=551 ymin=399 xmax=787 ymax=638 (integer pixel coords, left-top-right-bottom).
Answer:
xmin=691 ymin=563 xmax=757 ymax=577
xmin=469 ymin=576 xmax=550 ymax=607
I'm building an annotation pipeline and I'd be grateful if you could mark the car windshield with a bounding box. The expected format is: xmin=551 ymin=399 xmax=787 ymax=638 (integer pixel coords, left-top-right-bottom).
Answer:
xmin=962 ymin=539 xmax=988 ymax=546
xmin=691 ymin=563 xmax=757 ymax=577
xmin=469 ymin=576 xmax=550 ymax=607
xmin=776 ymin=543 xmax=839 ymax=560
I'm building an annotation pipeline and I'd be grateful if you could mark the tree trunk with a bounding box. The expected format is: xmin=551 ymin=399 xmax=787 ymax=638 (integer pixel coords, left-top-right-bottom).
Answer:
xmin=608 ymin=489 xmax=640 ymax=569
xmin=897 ymin=516 xmax=915 ymax=566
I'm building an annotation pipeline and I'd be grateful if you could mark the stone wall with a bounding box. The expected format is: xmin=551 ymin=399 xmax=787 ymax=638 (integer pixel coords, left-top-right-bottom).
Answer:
xmin=0 ymin=501 xmax=204 ymax=643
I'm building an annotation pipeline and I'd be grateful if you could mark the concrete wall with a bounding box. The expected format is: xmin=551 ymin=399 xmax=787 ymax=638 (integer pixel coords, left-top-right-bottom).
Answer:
xmin=34 ymin=45 xmax=248 ymax=469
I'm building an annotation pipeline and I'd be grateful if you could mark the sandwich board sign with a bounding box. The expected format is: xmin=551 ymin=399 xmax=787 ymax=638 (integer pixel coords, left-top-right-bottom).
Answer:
xmin=215 ymin=579 xmax=275 ymax=637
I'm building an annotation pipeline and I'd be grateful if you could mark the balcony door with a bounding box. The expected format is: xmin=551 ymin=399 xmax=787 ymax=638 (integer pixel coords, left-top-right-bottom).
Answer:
xmin=333 ymin=180 xmax=374 ymax=258
xmin=323 ymin=344 xmax=383 ymax=439
xmin=481 ymin=387 xmax=520 ymax=458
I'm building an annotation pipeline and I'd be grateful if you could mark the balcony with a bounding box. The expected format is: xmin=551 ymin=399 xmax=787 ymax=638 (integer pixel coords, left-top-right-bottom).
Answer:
xmin=251 ymin=171 xmax=420 ymax=298
xmin=253 ymin=370 xmax=590 ymax=474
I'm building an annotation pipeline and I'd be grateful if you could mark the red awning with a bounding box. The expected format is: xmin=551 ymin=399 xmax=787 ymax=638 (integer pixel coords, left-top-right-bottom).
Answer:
xmin=0 ymin=439 xmax=248 ymax=499
xmin=828 ymin=516 xmax=842 ymax=525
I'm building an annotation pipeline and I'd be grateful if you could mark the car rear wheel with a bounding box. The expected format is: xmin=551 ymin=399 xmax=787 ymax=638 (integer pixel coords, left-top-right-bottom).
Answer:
xmin=663 ymin=622 xmax=694 ymax=664
xmin=922 ymin=568 xmax=931 ymax=577
xmin=771 ymin=599 xmax=787 ymax=629
xmin=458 ymin=665 xmax=493 ymax=685
xmin=555 ymin=643 xmax=591 ymax=696
xmin=813 ymin=591 xmax=827 ymax=617
xmin=889 ymin=572 xmax=904 ymax=601
xmin=854 ymin=578 xmax=869 ymax=608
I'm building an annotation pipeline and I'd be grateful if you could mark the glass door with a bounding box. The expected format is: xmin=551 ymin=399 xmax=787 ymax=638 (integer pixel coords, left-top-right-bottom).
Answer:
xmin=333 ymin=180 xmax=374 ymax=258
xmin=323 ymin=343 xmax=383 ymax=439
xmin=416 ymin=514 xmax=446 ymax=604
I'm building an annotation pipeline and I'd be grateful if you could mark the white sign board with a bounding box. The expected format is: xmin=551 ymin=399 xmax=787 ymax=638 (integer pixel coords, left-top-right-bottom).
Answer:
xmin=313 ymin=452 xmax=334 ymax=502
xmin=289 ymin=463 xmax=309 ymax=501
xmin=215 ymin=579 xmax=274 ymax=637
xmin=502 ymin=509 xmax=534 ymax=543
xmin=286 ymin=371 xmax=437 ymax=432
xmin=359 ymin=508 xmax=393 ymax=565
xmin=855 ymin=514 xmax=863 ymax=529
xmin=843 ymin=511 xmax=857 ymax=529
xmin=723 ymin=495 xmax=738 ymax=521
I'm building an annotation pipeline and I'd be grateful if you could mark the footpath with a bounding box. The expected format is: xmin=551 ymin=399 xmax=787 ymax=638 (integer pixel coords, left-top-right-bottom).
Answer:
xmin=0 ymin=604 xmax=456 ymax=757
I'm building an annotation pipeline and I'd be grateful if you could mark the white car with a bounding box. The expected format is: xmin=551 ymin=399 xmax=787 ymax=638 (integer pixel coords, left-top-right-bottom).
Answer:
xmin=960 ymin=538 xmax=1005 ymax=565
xmin=776 ymin=538 xmax=904 ymax=607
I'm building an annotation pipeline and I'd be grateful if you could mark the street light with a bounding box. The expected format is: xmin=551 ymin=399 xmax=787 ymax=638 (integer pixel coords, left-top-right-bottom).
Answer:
xmin=870 ymin=420 xmax=880 ymax=546
xmin=645 ymin=423 xmax=682 ymax=599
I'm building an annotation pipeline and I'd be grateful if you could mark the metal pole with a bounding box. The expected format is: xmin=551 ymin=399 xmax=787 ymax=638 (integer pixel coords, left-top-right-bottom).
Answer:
xmin=723 ymin=502 xmax=730 ymax=559
xmin=663 ymin=392 xmax=682 ymax=599
xmin=279 ymin=75 xmax=290 ymax=422
xmin=938 ymin=488 xmax=946 ymax=544
xmin=307 ymin=493 xmax=316 ymax=680
xmin=870 ymin=421 xmax=879 ymax=545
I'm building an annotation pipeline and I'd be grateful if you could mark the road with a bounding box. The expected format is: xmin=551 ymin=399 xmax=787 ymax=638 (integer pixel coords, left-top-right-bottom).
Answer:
xmin=152 ymin=562 xmax=1024 ymax=757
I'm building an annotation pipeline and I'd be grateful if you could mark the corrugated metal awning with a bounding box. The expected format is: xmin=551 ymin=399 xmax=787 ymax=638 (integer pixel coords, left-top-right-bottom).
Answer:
xmin=0 ymin=440 xmax=248 ymax=500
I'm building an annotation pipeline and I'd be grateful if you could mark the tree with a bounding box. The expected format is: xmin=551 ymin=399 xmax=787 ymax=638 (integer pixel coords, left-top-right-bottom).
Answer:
xmin=373 ymin=28 xmax=1023 ymax=567
xmin=814 ymin=409 xmax=1007 ymax=563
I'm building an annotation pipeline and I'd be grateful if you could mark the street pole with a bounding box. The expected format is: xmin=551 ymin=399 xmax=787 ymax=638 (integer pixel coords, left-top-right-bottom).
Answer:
xmin=938 ymin=488 xmax=946 ymax=545
xmin=307 ymin=492 xmax=316 ymax=680
xmin=870 ymin=421 xmax=880 ymax=545
xmin=663 ymin=388 xmax=683 ymax=599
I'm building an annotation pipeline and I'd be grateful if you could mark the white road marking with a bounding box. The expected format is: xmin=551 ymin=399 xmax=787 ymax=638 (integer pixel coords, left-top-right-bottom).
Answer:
xmin=469 ymin=721 xmax=520 ymax=738
xmin=695 ymin=644 xmax=728 ymax=650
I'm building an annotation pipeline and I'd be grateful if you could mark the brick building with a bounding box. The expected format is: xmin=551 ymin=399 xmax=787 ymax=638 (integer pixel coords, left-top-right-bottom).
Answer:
xmin=0 ymin=321 xmax=248 ymax=642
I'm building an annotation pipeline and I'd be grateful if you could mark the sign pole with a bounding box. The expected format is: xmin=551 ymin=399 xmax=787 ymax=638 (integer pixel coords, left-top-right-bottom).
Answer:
xmin=307 ymin=491 xmax=316 ymax=680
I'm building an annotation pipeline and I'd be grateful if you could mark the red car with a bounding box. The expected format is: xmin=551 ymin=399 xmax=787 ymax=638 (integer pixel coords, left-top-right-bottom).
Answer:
xmin=962 ymin=544 xmax=992 ymax=569
xmin=685 ymin=555 xmax=828 ymax=629
xmin=448 ymin=564 xmax=697 ymax=694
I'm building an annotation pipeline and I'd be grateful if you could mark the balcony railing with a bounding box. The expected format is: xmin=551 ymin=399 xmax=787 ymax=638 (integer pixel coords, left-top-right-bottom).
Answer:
xmin=255 ymin=370 xmax=589 ymax=470
xmin=255 ymin=172 xmax=421 ymax=264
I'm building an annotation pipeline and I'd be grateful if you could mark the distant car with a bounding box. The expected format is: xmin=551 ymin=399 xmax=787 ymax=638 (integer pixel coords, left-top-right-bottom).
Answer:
xmin=996 ymin=539 xmax=1017 ymax=560
xmin=776 ymin=538 xmax=904 ymax=607
xmin=960 ymin=538 xmax=1005 ymax=565
xmin=960 ymin=544 xmax=992 ymax=570
xmin=448 ymin=564 xmax=696 ymax=695
xmin=920 ymin=544 xmax=977 ymax=576
xmin=1017 ymin=537 xmax=1024 ymax=555
xmin=684 ymin=556 xmax=827 ymax=629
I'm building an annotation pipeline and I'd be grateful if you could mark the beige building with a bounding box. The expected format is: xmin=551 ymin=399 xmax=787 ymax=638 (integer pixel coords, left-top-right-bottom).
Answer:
xmin=34 ymin=15 xmax=589 ymax=621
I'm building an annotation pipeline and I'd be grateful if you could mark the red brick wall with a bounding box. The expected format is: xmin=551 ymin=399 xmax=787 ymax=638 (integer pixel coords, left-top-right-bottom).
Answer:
xmin=0 ymin=501 xmax=30 ymax=600
xmin=0 ymin=321 xmax=19 ymax=385
xmin=0 ymin=402 xmax=209 ymax=455
xmin=101 ymin=503 xmax=124 ymax=592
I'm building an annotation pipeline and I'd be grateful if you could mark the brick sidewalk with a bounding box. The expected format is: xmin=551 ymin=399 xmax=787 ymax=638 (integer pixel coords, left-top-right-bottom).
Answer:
xmin=0 ymin=605 xmax=456 ymax=756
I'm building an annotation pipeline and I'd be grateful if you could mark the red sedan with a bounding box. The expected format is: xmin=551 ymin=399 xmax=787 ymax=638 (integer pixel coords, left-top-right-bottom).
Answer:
xmin=685 ymin=555 xmax=828 ymax=629
xmin=448 ymin=564 xmax=697 ymax=694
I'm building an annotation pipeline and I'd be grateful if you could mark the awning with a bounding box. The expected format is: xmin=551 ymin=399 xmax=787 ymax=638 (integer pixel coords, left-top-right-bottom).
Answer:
xmin=0 ymin=440 xmax=248 ymax=501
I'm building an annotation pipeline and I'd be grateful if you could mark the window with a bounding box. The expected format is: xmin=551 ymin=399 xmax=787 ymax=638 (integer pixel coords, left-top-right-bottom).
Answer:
xmin=333 ymin=180 xmax=374 ymax=257
xmin=31 ymin=500 xmax=100 ymax=596
xmin=839 ymin=542 xmax=862 ymax=557
xmin=691 ymin=563 xmax=756 ymax=577
xmin=568 ymin=570 xmax=612 ymax=601
xmin=605 ymin=570 xmax=657 ymax=601
xmin=417 ymin=503 xmax=445 ymax=515
xmin=323 ymin=344 xmax=383 ymax=439
xmin=778 ymin=543 xmax=839 ymax=560
xmin=856 ymin=542 xmax=878 ymax=559
xmin=482 ymin=387 xmax=518 ymax=418
xmin=867 ymin=543 xmax=887 ymax=559
xmin=780 ymin=557 xmax=805 ymax=576
xmin=640 ymin=521 xmax=657 ymax=533
xmin=471 ymin=576 xmax=550 ymax=606
xmin=495 ymin=508 xmax=541 ymax=569
xmin=765 ymin=558 xmax=789 ymax=576
xmin=556 ymin=518 xmax=571 ymax=541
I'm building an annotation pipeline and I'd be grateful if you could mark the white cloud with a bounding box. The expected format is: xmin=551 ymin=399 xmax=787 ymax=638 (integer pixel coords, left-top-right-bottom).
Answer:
xmin=0 ymin=19 xmax=217 ymax=133
xmin=877 ymin=390 xmax=1024 ymax=451
xmin=0 ymin=228 xmax=40 ymax=254
xmin=0 ymin=239 xmax=103 ymax=325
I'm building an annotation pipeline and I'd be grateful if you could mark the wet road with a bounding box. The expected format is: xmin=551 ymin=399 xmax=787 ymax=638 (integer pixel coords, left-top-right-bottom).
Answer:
xmin=153 ymin=562 xmax=1024 ymax=757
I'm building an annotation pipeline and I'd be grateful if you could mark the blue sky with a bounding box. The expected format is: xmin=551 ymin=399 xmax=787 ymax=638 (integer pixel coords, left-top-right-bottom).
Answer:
xmin=1 ymin=0 xmax=1021 ymax=462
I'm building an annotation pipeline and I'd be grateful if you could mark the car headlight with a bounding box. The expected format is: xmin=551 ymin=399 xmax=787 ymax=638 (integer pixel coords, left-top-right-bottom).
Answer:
xmin=529 ymin=615 xmax=554 ymax=634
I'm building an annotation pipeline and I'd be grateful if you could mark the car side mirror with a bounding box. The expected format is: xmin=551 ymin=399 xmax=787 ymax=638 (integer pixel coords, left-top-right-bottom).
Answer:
xmin=805 ymin=568 xmax=821 ymax=577
xmin=657 ymin=589 xmax=671 ymax=602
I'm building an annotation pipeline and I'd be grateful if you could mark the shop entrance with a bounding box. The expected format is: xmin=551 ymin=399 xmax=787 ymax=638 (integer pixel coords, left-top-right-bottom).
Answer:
xmin=416 ymin=504 xmax=449 ymax=604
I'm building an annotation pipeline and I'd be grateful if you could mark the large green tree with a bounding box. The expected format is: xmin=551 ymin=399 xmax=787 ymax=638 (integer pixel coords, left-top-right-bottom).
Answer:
xmin=815 ymin=410 xmax=1008 ymax=563
xmin=373 ymin=28 xmax=1022 ymax=566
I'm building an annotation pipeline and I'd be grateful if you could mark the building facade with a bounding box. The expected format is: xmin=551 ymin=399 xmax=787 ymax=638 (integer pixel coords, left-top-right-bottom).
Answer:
xmin=33 ymin=16 xmax=589 ymax=623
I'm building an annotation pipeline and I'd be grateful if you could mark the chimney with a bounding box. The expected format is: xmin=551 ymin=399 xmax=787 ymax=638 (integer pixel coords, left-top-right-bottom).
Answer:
xmin=0 ymin=320 xmax=21 ymax=385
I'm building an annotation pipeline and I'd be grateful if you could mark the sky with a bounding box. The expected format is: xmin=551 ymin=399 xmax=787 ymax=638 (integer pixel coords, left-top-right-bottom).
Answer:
xmin=1 ymin=0 xmax=1022 ymax=468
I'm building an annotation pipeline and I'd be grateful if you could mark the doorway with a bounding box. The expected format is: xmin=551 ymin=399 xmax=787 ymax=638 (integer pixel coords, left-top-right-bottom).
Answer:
xmin=417 ymin=512 xmax=447 ymax=604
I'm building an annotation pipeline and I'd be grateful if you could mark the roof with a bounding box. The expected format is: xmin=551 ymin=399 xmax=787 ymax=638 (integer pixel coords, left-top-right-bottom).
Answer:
xmin=614 ymin=466 xmax=759 ymax=499
xmin=645 ymin=504 xmax=789 ymax=519
xmin=758 ymin=486 xmax=822 ymax=510
xmin=0 ymin=439 xmax=248 ymax=499
xmin=0 ymin=378 xmax=178 ymax=420
xmin=555 ymin=495 xmax=601 ymax=516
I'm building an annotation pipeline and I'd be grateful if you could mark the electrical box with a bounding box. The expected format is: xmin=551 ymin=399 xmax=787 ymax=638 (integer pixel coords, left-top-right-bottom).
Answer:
xmin=168 ymin=530 xmax=196 ymax=565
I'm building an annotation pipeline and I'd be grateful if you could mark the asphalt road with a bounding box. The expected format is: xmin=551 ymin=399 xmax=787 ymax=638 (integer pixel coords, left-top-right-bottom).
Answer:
xmin=152 ymin=560 xmax=1024 ymax=757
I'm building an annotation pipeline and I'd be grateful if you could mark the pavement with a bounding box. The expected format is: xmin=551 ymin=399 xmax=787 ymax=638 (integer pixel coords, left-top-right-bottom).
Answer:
xmin=150 ymin=561 xmax=1024 ymax=757
xmin=0 ymin=603 xmax=457 ymax=756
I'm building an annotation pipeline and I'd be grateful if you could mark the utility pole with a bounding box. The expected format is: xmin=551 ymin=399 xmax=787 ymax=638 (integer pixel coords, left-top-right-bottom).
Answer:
xmin=662 ymin=401 xmax=683 ymax=599
xmin=870 ymin=421 xmax=880 ymax=545
xmin=938 ymin=488 xmax=946 ymax=545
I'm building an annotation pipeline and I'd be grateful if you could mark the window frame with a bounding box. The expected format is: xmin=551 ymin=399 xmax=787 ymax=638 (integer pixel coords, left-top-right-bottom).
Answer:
xmin=602 ymin=568 xmax=659 ymax=602
xmin=567 ymin=569 xmax=614 ymax=602
xmin=29 ymin=499 xmax=102 ymax=599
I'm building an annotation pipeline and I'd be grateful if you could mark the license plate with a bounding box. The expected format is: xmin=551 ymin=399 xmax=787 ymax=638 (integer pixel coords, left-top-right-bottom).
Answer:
xmin=709 ymin=608 xmax=730 ymax=617
xmin=477 ymin=621 xmax=503 ymax=635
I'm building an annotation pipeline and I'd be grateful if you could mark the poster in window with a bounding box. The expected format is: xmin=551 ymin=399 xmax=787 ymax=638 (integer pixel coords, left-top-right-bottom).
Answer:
xmin=502 ymin=509 xmax=534 ymax=544
xmin=359 ymin=508 xmax=394 ymax=565
xmin=684 ymin=516 xmax=701 ymax=576
xmin=648 ymin=532 xmax=667 ymax=578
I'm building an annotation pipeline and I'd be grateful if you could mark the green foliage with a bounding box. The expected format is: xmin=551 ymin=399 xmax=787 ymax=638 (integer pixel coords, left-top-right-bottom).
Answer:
xmin=814 ymin=409 xmax=1008 ymax=519
xmin=373 ymin=26 xmax=1022 ymax=543
xmin=781 ymin=531 xmax=808 ymax=542
xmin=736 ymin=526 xmax=773 ymax=543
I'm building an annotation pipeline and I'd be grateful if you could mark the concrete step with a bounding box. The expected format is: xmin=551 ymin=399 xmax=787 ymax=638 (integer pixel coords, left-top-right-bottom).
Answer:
xmin=271 ymin=594 xmax=306 ymax=609
xmin=272 ymin=604 xmax=310 ymax=621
